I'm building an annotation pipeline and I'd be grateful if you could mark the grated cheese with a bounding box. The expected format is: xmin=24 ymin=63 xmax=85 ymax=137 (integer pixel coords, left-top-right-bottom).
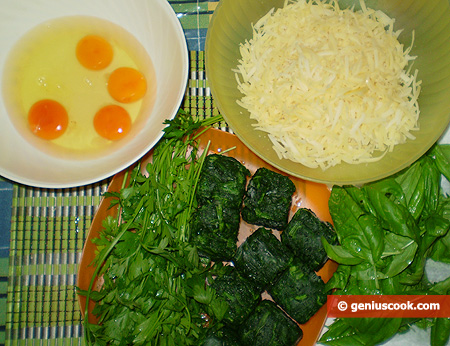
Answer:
xmin=234 ymin=0 xmax=421 ymax=170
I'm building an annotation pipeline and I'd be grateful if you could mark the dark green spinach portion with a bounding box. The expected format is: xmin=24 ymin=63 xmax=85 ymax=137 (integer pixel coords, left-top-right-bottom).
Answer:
xmin=191 ymin=154 xmax=250 ymax=261
xmin=240 ymin=300 xmax=303 ymax=346
xmin=320 ymin=144 xmax=450 ymax=346
xmin=202 ymin=327 xmax=243 ymax=346
xmin=196 ymin=154 xmax=250 ymax=209
xmin=233 ymin=227 xmax=293 ymax=292
xmin=281 ymin=208 xmax=337 ymax=271
xmin=191 ymin=202 xmax=241 ymax=261
xmin=241 ymin=167 xmax=296 ymax=230
xmin=211 ymin=268 xmax=261 ymax=326
xmin=269 ymin=257 xmax=327 ymax=324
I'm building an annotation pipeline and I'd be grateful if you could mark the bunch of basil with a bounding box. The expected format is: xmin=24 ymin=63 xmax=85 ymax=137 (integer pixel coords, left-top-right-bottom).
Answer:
xmin=320 ymin=144 xmax=450 ymax=346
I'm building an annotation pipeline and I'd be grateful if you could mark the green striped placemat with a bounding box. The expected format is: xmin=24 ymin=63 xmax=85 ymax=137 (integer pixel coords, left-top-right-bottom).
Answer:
xmin=7 ymin=182 xmax=110 ymax=345
xmin=1 ymin=178 xmax=14 ymax=346
xmin=0 ymin=257 xmax=7 ymax=346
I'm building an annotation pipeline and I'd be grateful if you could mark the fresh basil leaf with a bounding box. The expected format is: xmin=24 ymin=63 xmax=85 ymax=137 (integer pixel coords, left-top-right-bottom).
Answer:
xmin=363 ymin=182 xmax=420 ymax=242
xmin=344 ymin=317 xmax=403 ymax=346
xmin=323 ymin=143 xmax=450 ymax=346
xmin=430 ymin=276 xmax=450 ymax=295
xmin=399 ymin=232 xmax=438 ymax=286
xmin=320 ymin=318 xmax=403 ymax=346
xmin=344 ymin=275 xmax=380 ymax=295
xmin=421 ymin=213 xmax=450 ymax=238
xmin=350 ymin=262 xmax=389 ymax=282
xmin=325 ymin=265 xmax=351 ymax=292
xmin=422 ymin=156 xmax=441 ymax=216
xmin=344 ymin=185 xmax=376 ymax=215
xmin=381 ymin=232 xmax=418 ymax=278
xmin=431 ymin=144 xmax=450 ymax=183
xmin=319 ymin=319 xmax=368 ymax=346
xmin=430 ymin=223 xmax=450 ymax=263
xmin=322 ymin=238 xmax=364 ymax=265
xmin=329 ymin=186 xmax=385 ymax=263
xmin=395 ymin=159 xmax=426 ymax=219
xmin=430 ymin=317 xmax=450 ymax=346
xmin=379 ymin=276 xmax=403 ymax=295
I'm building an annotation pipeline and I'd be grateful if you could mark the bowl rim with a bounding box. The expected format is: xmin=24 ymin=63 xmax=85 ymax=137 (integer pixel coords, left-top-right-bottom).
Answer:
xmin=205 ymin=0 xmax=450 ymax=186
xmin=0 ymin=0 xmax=189 ymax=189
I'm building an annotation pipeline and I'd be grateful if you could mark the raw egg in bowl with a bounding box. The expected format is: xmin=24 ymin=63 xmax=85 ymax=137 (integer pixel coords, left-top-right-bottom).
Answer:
xmin=0 ymin=0 xmax=188 ymax=188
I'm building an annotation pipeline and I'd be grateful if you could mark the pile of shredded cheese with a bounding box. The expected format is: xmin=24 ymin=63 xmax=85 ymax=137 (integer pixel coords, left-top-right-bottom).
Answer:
xmin=235 ymin=0 xmax=421 ymax=170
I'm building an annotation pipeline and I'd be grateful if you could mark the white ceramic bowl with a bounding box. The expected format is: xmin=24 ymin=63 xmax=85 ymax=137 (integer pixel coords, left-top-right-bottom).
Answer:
xmin=0 ymin=0 xmax=188 ymax=188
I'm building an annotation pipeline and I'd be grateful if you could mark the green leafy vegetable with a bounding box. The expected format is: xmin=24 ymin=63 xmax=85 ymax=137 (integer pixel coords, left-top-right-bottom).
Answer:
xmin=320 ymin=144 xmax=450 ymax=346
xmin=195 ymin=153 xmax=250 ymax=209
xmin=281 ymin=208 xmax=337 ymax=271
xmin=211 ymin=268 xmax=261 ymax=326
xmin=190 ymin=202 xmax=241 ymax=261
xmin=202 ymin=326 xmax=243 ymax=346
xmin=241 ymin=167 xmax=296 ymax=230
xmin=268 ymin=257 xmax=327 ymax=324
xmin=191 ymin=154 xmax=250 ymax=261
xmin=240 ymin=300 xmax=303 ymax=346
xmin=78 ymin=111 xmax=230 ymax=345
xmin=233 ymin=227 xmax=293 ymax=292
xmin=431 ymin=317 xmax=450 ymax=346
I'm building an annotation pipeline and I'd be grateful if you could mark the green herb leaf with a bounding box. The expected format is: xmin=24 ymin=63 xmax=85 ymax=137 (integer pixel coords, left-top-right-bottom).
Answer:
xmin=82 ymin=111 xmax=225 ymax=346
xmin=324 ymin=144 xmax=450 ymax=346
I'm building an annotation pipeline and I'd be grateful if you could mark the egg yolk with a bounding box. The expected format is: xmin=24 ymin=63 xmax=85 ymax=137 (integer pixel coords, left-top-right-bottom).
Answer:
xmin=107 ymin=67 xmax=147 ymax=103
xmin=76 ymin=35 xmax=113 ymax=70
xmin=28 ymin=99 xmax=69 ymax=140
xmin=94 ymin=105 xmax=131 ymax=141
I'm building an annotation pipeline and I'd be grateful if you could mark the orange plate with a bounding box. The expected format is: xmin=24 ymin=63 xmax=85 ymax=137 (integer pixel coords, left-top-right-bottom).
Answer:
xmin=76 ymin=128 xmax=338 ymax=345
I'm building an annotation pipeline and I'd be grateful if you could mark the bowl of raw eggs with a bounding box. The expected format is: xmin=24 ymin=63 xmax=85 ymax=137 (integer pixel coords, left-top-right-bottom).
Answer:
xmin=0 ymin=0 xmax=188 ymax=188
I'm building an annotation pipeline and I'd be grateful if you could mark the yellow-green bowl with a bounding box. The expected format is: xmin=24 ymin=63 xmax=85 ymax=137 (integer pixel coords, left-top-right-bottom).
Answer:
xmin=205 ymin=0 xmax=450 ymax=185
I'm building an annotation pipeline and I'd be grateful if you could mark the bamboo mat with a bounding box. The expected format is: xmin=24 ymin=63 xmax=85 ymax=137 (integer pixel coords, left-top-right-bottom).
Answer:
xmin=2 ymin=1 xmax=221 ymax=345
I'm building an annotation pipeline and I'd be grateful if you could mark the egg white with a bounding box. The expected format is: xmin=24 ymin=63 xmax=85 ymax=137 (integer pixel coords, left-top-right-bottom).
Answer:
xmin=3 ymin=15 xmax=156 ymax=159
